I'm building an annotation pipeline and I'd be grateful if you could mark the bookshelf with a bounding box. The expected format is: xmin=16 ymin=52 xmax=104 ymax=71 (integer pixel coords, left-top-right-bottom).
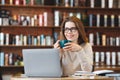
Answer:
xmin=0 ymin=0 xmax=120 ymax=75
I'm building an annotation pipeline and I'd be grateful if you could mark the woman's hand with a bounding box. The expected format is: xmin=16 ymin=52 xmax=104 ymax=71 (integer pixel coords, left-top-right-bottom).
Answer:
xmin=53 ymin=40 xmax=60 ymax=49
xmin=63 ymin=42 xmax=82 ymax=52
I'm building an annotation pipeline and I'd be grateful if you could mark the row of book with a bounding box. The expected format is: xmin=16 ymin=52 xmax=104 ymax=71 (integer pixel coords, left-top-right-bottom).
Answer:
xmin=0 ymin=52 xmax=23 ymax=66
xmin=1 ymin=51 xmax=120 ymax=66
xmin=1 ymin=9 xmax=120 ymax=27
xmin=89 ymin=32 xmax=120 ymax=46
xmin=0 ymin=9 xmax=48 ymax=26
xmin=94 ymin=51 xmax=120 ymax=66
xmin=0 ymin=32 xmax=53 ymax=46
xmin=54 ymin=11 xmax=120 ymax=27
xmin=1 ymin=0 xmax=120 ymax=8
xmin=0 ymin=0 xmax=53 ymax=6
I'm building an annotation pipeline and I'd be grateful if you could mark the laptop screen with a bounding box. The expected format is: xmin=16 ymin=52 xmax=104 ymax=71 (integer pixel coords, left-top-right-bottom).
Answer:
xmin=22 ymin=48 xmax=62 ymax=77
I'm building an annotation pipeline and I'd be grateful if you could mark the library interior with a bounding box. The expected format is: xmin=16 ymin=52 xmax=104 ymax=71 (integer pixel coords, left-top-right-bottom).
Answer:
xmin=0 ymin=0 xmax=120 ymax=80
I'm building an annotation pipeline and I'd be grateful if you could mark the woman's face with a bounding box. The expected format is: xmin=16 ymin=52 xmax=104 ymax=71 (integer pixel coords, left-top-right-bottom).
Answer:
xmin=64 ymin=21 xmax=79 ymax=43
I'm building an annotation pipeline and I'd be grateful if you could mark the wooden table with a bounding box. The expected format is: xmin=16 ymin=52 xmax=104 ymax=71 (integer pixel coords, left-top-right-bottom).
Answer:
xmin=11 ymin=76 xmax=114 ymax=80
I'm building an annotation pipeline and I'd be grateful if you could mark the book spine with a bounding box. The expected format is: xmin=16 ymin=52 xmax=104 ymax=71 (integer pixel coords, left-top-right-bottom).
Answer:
xmin=96 ymin=14 xmax=100 ymax=27
xmin=1 ymin=0 xmax=5 ymax=5
xmin=106 ymin=52 xmax=111 ymax=66
xmin=15 ymin=0 xmax=20 ymax=5
xmin=43 ymin=12 xmax=47 ymax=26
xmin=5 ymin=33 xmax=9 ymax=45
xmin=118 ymin=52 xmax=120 ymax=65
xmin=96 ymin=32 xmax=100 ymax=45
xmin=33 ymin=37 xmax=37 ymax=45
xmin=102 ymin=34 xmax=106 ymax=46
xmin=111 ymin=15 xmax=115 ymax=27
xmin=40 ymin=34 xmax=45 ymax=46
xmin=111 ymin=52 xmax=116 ymax=66
xmin=90 ymin=0 xmax=94 ymax=8
xmin=37 ymin=36 xmax=40 ymax=45
xmin=65 ymin=0 xmax=69 ymax=7
xmin=101 ymin=0 xmax=105 ymax=8
xmin=10 ymin=0 xmax=13 ymax=5
xmin=116 ymin=37 xmax=119 ymax=46
xmin=108 ymin=0 xmax=113 ymax=8
xmin=27 ymin=34 xmax=32 ymax=45
xmin=39 ymin=14 xmax=43 ymax=26
xmin=118 ymin=15 xmax=120 ymax=27
xmin=95 ymin=52 xmax=100 ymax=66
xmin=5 ymin=54 xmax=8 ymax=66
xmin=100 ymin=52 xmax=105 ymax=66
xmin=45 ymin=36 xmax=51 ymax=46
xmin=110 ymin=37 xmax=113 ymax=46
xmin=54 ymin=10 xmax=60 ymax=26
xmin=89 ymin=33 xmax=94 ymax=46
xmin=104 ymin=14 xmax=107 ymax=27
xmin=23 ymin=36 xmax=27 ymax=45
xmin=31 ymin=17 xmax=34 ymax=26
xmin=0 ymin=32 xmax=4 ymax=45
xmin=89 ymin=14 xmax=93 ymax=27
xmin=0 ymin=52 xmax=4 ymax=66
xmin=0 ymin=17 xmax=2 ymax=26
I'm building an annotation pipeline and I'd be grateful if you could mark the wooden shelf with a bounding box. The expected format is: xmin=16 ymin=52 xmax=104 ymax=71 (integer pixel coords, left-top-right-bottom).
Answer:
xmin=92 ymin=46 xmax=120 ymax=52
xmin=0 ymin=45 xmax=53 ymax=48
xmin=0 ymin=65 xmax=23 ymax=68
xmin=1 ymin=4 xmax=120 ymax=10
xmin=1 ymin=1 xmax=120 ymax=75
xmin=0 ymin=66 xmax=24 ymax=74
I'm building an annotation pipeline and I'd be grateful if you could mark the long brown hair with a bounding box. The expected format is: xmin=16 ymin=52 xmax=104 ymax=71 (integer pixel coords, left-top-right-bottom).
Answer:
xmin=60 ymin=16 xmax=88 ymax=44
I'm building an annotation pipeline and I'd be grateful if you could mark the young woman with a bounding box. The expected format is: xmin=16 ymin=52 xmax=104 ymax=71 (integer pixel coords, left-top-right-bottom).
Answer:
xmin=54 ymin=16 xmax=93 ymax=76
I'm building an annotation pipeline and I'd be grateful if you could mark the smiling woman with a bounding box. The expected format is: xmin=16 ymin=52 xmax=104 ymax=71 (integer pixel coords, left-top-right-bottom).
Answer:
xmin=54 ymin=16 xmax=93 ymax=77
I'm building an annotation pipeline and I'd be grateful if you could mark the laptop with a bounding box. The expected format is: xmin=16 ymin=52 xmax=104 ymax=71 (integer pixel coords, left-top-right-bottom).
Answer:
xmin=22 ymin=48 xmax=62 ymax=78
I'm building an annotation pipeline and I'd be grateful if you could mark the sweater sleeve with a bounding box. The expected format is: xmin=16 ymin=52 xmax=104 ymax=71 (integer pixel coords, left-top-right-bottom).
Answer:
xmin=76 ymin=43 xmax=93 ymax=72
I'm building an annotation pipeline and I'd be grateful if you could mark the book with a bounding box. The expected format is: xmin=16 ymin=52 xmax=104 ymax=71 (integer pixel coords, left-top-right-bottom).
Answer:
xmin=102 ymin=34 xmax=106 ymax=46
xmin=95 ymin=52 xmax=100 ymax=66
xmin=96 ymin=32 xmax=100 ymax=45
xmin=89 ymin=33 xmax=94 ymax=46
xmin=96 ymin=14 xmax=100 ymax=27
xmin=72 ymin=71 xmax=96 ymax=76
xmin=0 ymin=52 xmax=4 ymax=66
xmin=108 ymin=0 xmax=113 ymax=8
xmin=0 ymin=32 xmax=4 ymax=45
xmin=111 ymin=15 xmax=115 ymax=27
xmin=54 ymin=10 xmax=60 ymax=26
xmin=1 ymin=0 xmax=5 ymax=5
xmin=119 ymin=15 xmax=120 ymax=27
xmin=100 ymin=52 xmax=105 ymax=66
xmin=106 ymin=52 xmax=111 ymax=65
xmin=89 ymin=14 xmax=93 ymax=27
xmin=116 ymin=37 xmax=119 ymax=46
xmin=90 ymin=0 xmax=94 ymax=8
xmin=104 ymin=14 xmax=107 ymax=27
xmin=111 ymin=52 xmax=116 ymax=66
xmin=118 ymin=52 xmax=120 ymax=65
xmin=43 ymin=12 xmax=47 ymax=26
xmin=93 ymin=70 xmax=114 ymax=75
xmin=101 ymin=0 xmax=105 ymax=8
xmin=72 ymin=70 xmax=114 ymax=76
